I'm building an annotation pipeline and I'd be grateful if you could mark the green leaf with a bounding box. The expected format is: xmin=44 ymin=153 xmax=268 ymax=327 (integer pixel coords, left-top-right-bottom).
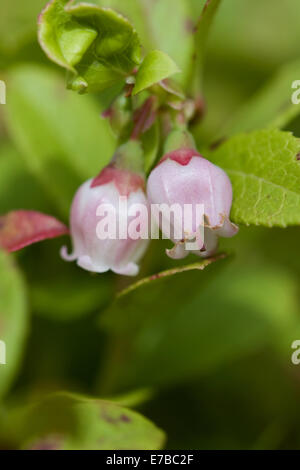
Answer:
xmin=13 ymin=392 xmax=165 ymax=450
xmin=209 ymin=129 xmax=300 ymax=227
xmin=220 ymin=59 xmax=300 ymax=137
xmin=0 ymin=250 xmax=28 ymax=399
xmin=100 ymin=258 xmax=298 ymax=390
xmin=3 ymin=64 xmax=116 ymax=218
xmin=133 ymin=50 xmax=180 ymax=95
xmin=38 ymin=0 xmax=96 ymax=71
xmin=89 ymin=0 xmax=153 ymax=50
xmin=92 ymin=0 xmax=194 ymax=88
xmin=115 ymin=256 xmax=223 ymax=299
xmin=104 ymin=389 xmax=154 ymax=409
xmin=38 ymin=0 xmax=141 ymax=93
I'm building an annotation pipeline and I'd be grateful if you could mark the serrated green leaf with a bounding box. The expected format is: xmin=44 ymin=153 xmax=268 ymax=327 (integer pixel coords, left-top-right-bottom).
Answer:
xmin=220 ymin=59 xmax=300 ymax=137
xmin=12 ymin=392 xmax=165 ymax=450
xmin=38 ymin=0 xmax=141 ymax=93
xmin=133 ymin=50 xmax=180 ymax=95
xmin=3 ymin=65 xmax=116 ymax=218
xmin=209 ymin=129 xmax=300 ymax=227
xmin=0 ymin=250 xmax=28 ymax=399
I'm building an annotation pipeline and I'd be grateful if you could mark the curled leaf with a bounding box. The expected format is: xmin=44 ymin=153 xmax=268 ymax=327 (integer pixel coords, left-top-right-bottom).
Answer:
xmin=0 ymin=210 xmax=69 ymax=253
xmin=38 ymin=0 xmax=141 ymax=93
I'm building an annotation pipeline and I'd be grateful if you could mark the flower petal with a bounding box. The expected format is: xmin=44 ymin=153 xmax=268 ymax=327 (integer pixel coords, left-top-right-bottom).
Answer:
xmin=113 ymin=262 xmax=140 ymax=276
xmin=60 ymin=245 xmax=77 ymax=262
xmin=77 ymin=255 xmax=110 ymax=273
xmin=213 ymin=215 xmax=239 ymax=238
xmin=166 ymin=242 xmax=189 ymax=260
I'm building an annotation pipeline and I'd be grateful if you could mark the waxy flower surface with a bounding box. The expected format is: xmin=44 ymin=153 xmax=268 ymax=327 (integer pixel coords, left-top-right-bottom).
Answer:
xmin=147 ymin=148 xmax=238 ymax=259
xmin=61 ymin=165 xmax=149 ymax=276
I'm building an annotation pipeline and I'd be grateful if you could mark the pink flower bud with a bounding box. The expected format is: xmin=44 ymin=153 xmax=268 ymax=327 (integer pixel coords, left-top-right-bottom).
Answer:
xmin=147 ymin=148 xmax=238 ymax=259
xmin=61 ymin=165 xmax=149 ymax=276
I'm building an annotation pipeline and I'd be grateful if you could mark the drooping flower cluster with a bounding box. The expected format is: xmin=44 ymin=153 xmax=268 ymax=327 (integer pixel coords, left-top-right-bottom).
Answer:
xmin=62 ymin=144 xmax=238 ymax=276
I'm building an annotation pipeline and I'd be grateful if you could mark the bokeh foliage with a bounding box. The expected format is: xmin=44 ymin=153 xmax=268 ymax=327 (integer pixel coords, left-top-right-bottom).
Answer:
xmin=1 ymin=0 xmax=300 ymax=450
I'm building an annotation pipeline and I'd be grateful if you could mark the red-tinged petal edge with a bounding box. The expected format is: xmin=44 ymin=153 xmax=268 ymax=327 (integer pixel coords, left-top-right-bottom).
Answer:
xmin=159 ymin=148 xmax=202 ymax=166
xmin=91 ymin=166 xmax=145 ymax=196
xmin=0 ymin=211 xmax=69 ymax=253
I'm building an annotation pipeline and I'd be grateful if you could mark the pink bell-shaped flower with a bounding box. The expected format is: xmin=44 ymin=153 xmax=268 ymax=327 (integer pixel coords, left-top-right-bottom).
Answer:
xmin=61 ymin=157 xmax=149 ymax=276
xmin=147 ymin=148 xmax=238 ymax=259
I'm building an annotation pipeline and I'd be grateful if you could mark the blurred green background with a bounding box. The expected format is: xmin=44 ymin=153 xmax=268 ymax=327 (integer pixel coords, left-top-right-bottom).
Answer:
xmin=1 ymin=0 xmax=300 ymax=450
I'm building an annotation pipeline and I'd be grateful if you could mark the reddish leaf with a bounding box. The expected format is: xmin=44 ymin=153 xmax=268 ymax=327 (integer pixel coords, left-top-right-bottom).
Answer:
xmin=0 ymin=211 xmax=69 ymax=253
xmin=131 ymin=97 xmax=157 ymax=139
